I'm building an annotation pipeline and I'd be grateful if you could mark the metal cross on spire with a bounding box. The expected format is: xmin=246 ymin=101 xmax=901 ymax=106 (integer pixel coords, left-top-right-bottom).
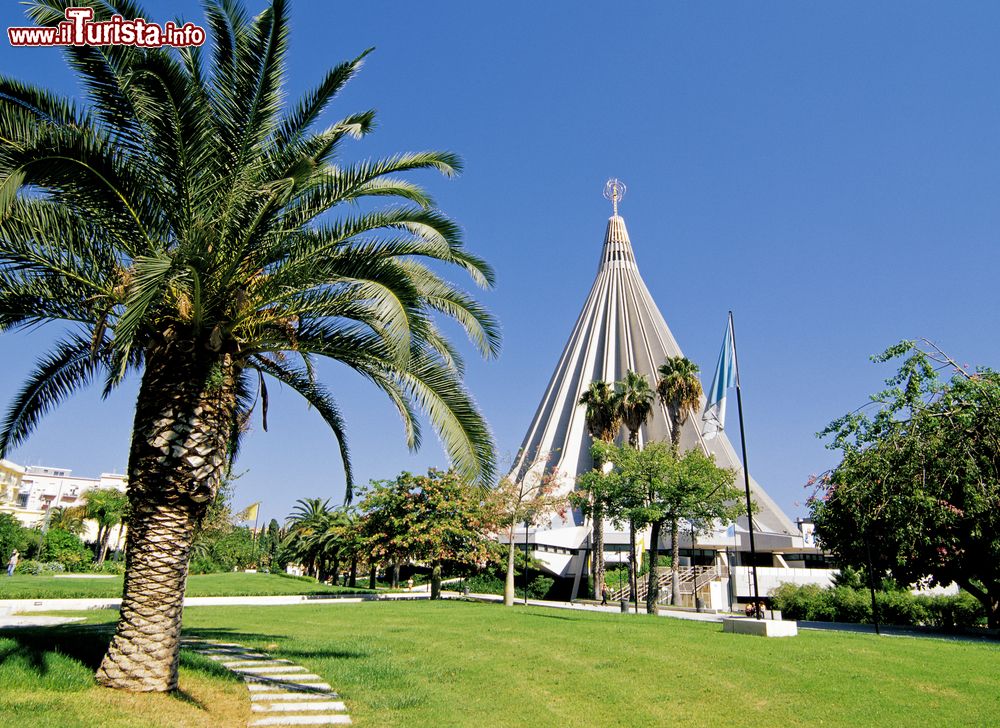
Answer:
xmin=603 ymin=178 xmax=626 ymax=216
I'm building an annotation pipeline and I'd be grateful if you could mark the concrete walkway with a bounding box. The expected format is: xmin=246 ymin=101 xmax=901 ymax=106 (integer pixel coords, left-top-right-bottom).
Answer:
xmin=0 ymin=591 xmax=428 ymax=614
xmin=185 ymin=638 xmax=351 ymax=726
xmin=0 ymin=614 xmax=85 ymax=628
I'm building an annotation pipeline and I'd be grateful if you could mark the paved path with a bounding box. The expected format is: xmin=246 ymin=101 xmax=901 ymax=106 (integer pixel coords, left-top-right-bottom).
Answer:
xmin=0 ymin=614 xmax=85 ymax=628
xmin=0 ymin=592 xmax=427 ymax=613
xmin=183 ymin=638 xmax=351 ymax=726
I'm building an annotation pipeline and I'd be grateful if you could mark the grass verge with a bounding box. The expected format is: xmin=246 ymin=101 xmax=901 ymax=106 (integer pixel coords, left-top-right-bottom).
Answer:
xmin=0 ymin=622 xmax=247 ymax=727
xmin=4 ymin=600 xmax=997 ymax=727
xmin=0 ymin=572 xmax=371 ymax=599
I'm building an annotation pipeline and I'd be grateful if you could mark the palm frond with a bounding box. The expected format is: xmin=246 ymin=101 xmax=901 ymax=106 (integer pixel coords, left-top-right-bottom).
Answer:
xmin=0 ymin=334 xmax=113 ymax=455
xmin=250 ymin=355 xmax=354 ymax=499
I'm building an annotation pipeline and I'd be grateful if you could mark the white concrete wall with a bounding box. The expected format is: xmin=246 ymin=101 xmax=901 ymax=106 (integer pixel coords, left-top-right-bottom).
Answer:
xmin=732 ymin=566 xmax=836 ymax=598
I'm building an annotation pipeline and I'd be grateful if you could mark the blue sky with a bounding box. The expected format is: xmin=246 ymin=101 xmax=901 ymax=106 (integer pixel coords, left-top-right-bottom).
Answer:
xmin=2 ymin=1 xmax=999 ymax=525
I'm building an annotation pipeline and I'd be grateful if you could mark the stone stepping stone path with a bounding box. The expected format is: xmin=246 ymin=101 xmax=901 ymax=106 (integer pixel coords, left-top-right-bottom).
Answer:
xmin=183 ymin=639 xmax=351 ymax=726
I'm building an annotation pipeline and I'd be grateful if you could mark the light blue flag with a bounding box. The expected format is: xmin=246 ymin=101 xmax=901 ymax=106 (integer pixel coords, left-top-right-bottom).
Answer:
xmin=701 ymin=318 xmax=737 ymax=440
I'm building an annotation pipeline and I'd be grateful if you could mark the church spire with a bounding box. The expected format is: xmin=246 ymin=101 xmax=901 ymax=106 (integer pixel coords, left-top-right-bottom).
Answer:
xmin=510 ymin=180 xmax=798 ymax=548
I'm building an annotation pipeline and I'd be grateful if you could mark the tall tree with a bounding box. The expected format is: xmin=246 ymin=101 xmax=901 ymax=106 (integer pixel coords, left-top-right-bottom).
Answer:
xmin=578 ymin=380 xmax=621 ymax=599
xmin=46 ymin=506 xmax=87 ymax=536
xmin=616 ymin=371 xmax=654 ymax=449
xmin=666 ymin=448 xmax=741 ymax=609
xmin=615 ymin=370 xmax=654 ymax=606
xmin=284 ymin=498 xmax=334 ymax=579
xmin=656 ymin=357 xmax=702 ymax=450
xmin=359 ymin=469 xmax=498 ymax=599
xmin=655 ymin=356 xmax=704 ymax=603
xmin=813 ymin=340 xmax=1000 ymax=628
xmin=0 ymin=0 xmax=498 ymax=691
xmin=82 ymin=487 xmax=128 ymax=565
xmin=494 ymin=458 xmax=565 ymax=606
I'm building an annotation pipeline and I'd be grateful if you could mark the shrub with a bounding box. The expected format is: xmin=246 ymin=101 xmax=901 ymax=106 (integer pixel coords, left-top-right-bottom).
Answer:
xmin=90 ymin=559 xmax=126 ymax=575
xmin=527 ymin=576 xmax=554 ymax=599
xmin=876 ymin=589 xmax=929 ymax=626
xmin=40 ymin=529 xmax=92 ymax=571
xmin=771 ymin=583 xmax=835 ymax=621
xmin=461 ymin=573 xmax=554 ymax=599
xmin=190 ymin=526 xmax=256 ymax=573
xmin=919 ymin=592 xmax=987 ymax=628
xmin=14 ymin=559 xmax=66 ymax=575
xmin=829 ymin=586 xmax=872 ymax=623
xmin=462 ymin=574 xmax=504 ymax=595
xmin=772 ymin=582 xmax=987 ymax=628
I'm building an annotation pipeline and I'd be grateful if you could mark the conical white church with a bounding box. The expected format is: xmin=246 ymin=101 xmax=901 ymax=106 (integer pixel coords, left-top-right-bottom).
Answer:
xmin=508 ymin=182 xmax=831 ymax=605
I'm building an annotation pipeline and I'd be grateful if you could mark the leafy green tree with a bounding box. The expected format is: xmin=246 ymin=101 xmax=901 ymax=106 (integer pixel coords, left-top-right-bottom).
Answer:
xmin=813 ymin=340 xmax=1000 ymax=628
xmin=494 ymin=462 xmax=565 ymax=606
xmin=667 ymin=448 xmax=741 ymax=608
xmin=656 ymin=356 xmax=702 ymax=450
xmin=82 ymin=487 xmax=128 ymax=565
xmin=0 ymin=512 xmax=30 ymax=563
xmin=358 ymin=470 xmax=498 ymax=599
xmin=655 ymin=357 xmax=707 ymax=605
xmin=596 ymin=442 xmax=739 ymax=612
xmin=0 ymin=0 xmax=498 ymax=690
xmin=578 ymin=380 xmax=622 ymax=599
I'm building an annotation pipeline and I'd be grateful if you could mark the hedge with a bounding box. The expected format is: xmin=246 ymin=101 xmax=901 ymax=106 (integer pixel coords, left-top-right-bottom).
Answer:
xmin=770 ymin=582 xmax=986 ymax=628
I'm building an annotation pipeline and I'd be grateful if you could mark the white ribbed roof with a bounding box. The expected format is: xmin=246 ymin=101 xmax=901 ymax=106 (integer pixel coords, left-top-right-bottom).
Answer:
xmin=511 ymin=213 xmax=797 ymax=538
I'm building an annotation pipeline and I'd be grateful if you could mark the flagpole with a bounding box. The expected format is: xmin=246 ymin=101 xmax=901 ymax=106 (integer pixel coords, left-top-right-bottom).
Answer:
xmin=729 ymin=311 xmax=763 ymax=620
xmin=252 ymin=509 xmax=260 ymax=568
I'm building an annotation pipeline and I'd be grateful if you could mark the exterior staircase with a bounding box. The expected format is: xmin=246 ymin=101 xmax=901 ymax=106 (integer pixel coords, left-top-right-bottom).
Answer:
xmin=606 ymin=565 xmax=717 ymax=605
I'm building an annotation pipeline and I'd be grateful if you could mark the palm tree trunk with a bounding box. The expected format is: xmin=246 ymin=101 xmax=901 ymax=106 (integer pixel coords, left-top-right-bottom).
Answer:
xmin=504 ymin=522 xmax=517 ymax=606
xmin=592 ymin=501 xmax=605 ymax=601
xmin=670 ymin=409 xmax=682 ymax=451
xmin=646 ymin=519 xmax=662 ymax=614
xmin=98 ymin=529 xmax=112 ymax=566
xmin=94 ymin=524 xmax=106 ymax=560
xmin=348 ymin=554 xmax=357 ymax=588
xmin=331 ymin=557 xmax=340 ymax=586
xmin=670 ymin=517 xmax=681 ymax=606
xmin=96 ymin=350 xmax=236 ymax=692
xmin=629 ymin=519 xmax=638 ymax=609
xmin=368 ymin=563 xmax=377 ymax=590
xmin=430 ymin=563 xmax=442 ymax=600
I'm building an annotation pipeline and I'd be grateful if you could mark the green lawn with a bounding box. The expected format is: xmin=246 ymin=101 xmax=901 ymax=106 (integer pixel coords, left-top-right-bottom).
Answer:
xmin=0 ymin=572 xmax=370 ymax=599
xmin=2 ymin=601 xmax=997 ymax=727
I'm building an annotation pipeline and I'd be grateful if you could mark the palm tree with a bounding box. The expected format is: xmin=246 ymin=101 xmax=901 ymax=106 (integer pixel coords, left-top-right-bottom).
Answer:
xmin=46 ymin=506 xmax=86 ymax=536
xmin=615 ymin=370 xmax=654 ymax=606
xmin=656 ymin=357 xmax=703 ymax=450
xmin=82 ymin=487 xmax=128 ymax=565
xmin=314 ymin=507 xmax=353 ymax=585
xmin=0 ymin=0 xmax=498 ymax=692
xmin=616 ymin=370 xmax=654 ymax=448
xmin=656 ymin=356 xmax=703 ymax=604
xmin=284 ymin=498 xmax=334 ymax=579
xmin=578 ymin=380 xmax=621 ymax=600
